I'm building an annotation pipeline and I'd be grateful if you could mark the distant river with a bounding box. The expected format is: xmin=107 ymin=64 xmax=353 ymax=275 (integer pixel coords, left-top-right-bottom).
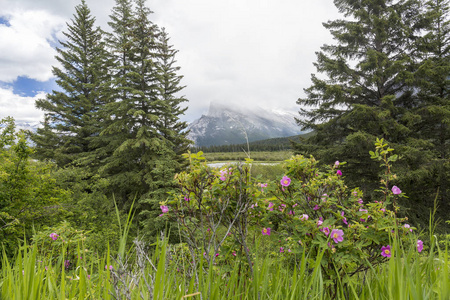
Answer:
xmin=207 ymin=162 xmax=278 ymax=168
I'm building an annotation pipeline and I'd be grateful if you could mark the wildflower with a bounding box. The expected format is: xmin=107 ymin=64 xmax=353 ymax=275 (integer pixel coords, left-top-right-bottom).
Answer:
xmin=391 ymin=186 xmax=402 ymax=195
xmin=280 ymin=176 xmax=291 ymax=187
xmin=262 ymin=227 xmax=271 ymax=235
xmin=313 ymin=205 xmax=320 ymax=210
xmin=279 ymin=204 xmax=286 ymax=211
xmin=160 ymin=205 xmax=169 ymax=213
xmin=300 ymin=214 xmax=309 ymax=221
xmin=417 ymin=240 xmax=423 ymax=253
xmin=404 ymin=224 xmax=413 ymax=232
xmin=381 ymin=245 xmax=391 ymax=258
xmin=184 ymin=196 xmax=190 ymax=201
xmin=288 ymin=210 xmax=295 ymax=216
xmin=322 ymin=227 xmax=330 ymax=236
xmin=268 ymin=202 xmax=274 ymax=211
xmin=64 ymin=260 xmax=70 ymax=268
xmin=381 ymin=208 xmax=386 ymax=212
xmin=330 ymin=229 xmax=344 ymax=243
xmin=49 ymin=233 xmax=59 ymax=241
xmin=336 ymin=170 xmax=342 ymax=176
xmin=105 ymin=265 xmax=113 ymax=270
xmin=317 ymin=219 xmax=323 ymax=226
xmin=232 ymin=251 xmax=236 ymax=256
xmin=335 ymin=161 xmax=340 ymax=166
xmin=292 ymin=203 xmax=298 ymax=208
xmin=358 ymin=198 xmax=363 ymax=204
xmin=321 ymin=194 xmax=328 ymax=202
xmin=259 ymin=183 xmax=268 ymax=192
xmin=341 ymin=211 xmax=348 ymax=225
xmin=219 ymin=169 xmax=230 ymax=181
xmin=215 ymin=253 xmax=219 ymax=257
xmin=279 ymin=247 xmax=284 ymax=253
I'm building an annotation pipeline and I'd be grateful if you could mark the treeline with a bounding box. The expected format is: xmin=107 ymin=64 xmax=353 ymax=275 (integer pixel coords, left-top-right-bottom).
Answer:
xmin=192 ymin=132 xmax=315 ymax=153
xmin=294 ymin=0 xmax=450 ymax=230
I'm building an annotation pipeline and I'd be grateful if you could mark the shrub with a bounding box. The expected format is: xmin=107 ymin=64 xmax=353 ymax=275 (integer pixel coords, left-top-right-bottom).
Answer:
xmin=168 ymin=140 xmax=417 ymax=296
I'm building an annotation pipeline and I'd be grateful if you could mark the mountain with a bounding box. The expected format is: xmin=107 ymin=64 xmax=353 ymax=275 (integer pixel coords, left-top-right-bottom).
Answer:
xmin=187 ymin=102 xmax=303 ymax=147
xmin=15 ymin=121 xmax=40 ymax=133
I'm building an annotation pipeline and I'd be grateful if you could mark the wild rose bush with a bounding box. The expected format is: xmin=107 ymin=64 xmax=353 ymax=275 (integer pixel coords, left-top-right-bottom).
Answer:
xmin=167 ymin=141 xmax=415 ymax=286
xmin=164 ymin=152 xmax=260 ymax=273
xmin=258 ymin=154 xmax=412 ymax=285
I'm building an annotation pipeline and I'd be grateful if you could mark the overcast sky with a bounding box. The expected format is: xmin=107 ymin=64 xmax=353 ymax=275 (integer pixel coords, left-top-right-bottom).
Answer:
xmin=0 ymin=0 xmax=341 ymax=124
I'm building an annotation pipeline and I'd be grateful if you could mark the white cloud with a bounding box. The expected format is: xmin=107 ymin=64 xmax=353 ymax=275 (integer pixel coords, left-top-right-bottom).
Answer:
xmin=0 ymin=87 xmax=45 ymax=123
xmin=0 ymin=0 xmax=342 ymax=123
xmin=0 ymin=9 xmax=65 ymax=82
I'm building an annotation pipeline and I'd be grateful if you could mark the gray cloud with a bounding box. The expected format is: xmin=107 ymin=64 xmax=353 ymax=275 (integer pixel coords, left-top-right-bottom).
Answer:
xmin=0 ymin=0 xmax=341 ymax=123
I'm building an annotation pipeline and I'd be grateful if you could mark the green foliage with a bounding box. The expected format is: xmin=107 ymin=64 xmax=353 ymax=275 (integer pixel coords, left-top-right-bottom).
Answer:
xmin=31 ymin=221 xmax=89 ymax=267
xmin=0 ymin=117 xmax=70 ymax=257
xmin=31 ymin=0 xmax=110 ymax=168
xmin=294 ymin=0 xmax=449 ymax=231
xmin=168 ymin=141 xmax=417 ymax=296
xmin=202 ymin=150 xmax=292 ymax=162
xmin=2 ymin=229 xmax=450 ymax=299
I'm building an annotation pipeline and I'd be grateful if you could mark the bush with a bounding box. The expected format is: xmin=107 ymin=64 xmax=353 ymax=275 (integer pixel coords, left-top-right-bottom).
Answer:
xmin=168 ymin=140 xmax=417 ymax=296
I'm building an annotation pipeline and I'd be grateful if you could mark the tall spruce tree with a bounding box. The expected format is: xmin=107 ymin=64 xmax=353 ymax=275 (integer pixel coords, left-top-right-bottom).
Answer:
xmin=294 ymin=0 xmax=424 ymax=195
xmin=99 ymin=0 xmax=187 ymax=217
xmin=32 ymin=0 xmax=109 ymax=167
xmin=155 ymin=28 xmax=191 ymax=166
xmin=403 ymin=0 xmax=450 ymax=212
xmin=98 ymin=0 xmax=140 ymax=207
xmin=139 ymin=27 xmax=191 ymax=240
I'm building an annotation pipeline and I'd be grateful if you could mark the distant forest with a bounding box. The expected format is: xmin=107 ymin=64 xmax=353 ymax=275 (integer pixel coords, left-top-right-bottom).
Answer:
xmin=192 ymin=132 xmax=315 ymax=153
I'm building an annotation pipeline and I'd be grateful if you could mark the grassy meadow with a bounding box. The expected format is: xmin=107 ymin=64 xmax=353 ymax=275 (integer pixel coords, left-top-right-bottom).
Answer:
xmin=203 ymin=150 xmax=293 ymax=162
xmin=1 ymin=229 xmax=449 ymax=299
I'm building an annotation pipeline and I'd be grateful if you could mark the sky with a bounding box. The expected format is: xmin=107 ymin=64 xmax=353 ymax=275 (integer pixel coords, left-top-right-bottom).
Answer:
xmin=0 ymin=0 xmax=341 ymax=124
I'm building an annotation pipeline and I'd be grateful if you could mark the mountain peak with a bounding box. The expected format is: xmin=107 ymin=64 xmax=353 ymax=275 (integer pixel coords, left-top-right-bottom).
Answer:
xmin=188 ymin=102 xmax=303 ymax=147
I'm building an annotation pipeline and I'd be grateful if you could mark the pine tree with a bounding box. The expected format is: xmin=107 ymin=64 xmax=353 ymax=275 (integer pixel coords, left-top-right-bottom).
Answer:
xmin=32 ymin=0 xmax=109 ymax=167
xmin=294 ymin=0 xmax=424 ymax=195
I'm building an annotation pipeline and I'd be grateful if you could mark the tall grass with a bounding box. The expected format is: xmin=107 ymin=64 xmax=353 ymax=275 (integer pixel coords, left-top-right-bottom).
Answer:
xmin=1 ymin=234 xmax=449 ymax=299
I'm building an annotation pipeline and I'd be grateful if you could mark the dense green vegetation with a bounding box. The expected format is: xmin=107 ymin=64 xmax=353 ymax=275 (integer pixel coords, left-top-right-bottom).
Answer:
xmin=202 ymin=150 xmax=292 ymax=162
xmin=0 ymin=0 xmax=449 ymax=298
xmin=2 ymin=142 xmax=450 ymax=299
xmin=294 ymin=0 xmax=450 ymax=231
xmin=192 ymin=132 xmax=315 ymax=153
xmin=27 ymin=0 xmax=189 ymax=247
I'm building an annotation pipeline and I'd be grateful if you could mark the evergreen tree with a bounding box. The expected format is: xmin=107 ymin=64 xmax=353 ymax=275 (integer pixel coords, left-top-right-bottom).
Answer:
xmin=99 ymin=0 xmax=180 ymax=210
xmin=139 ymin=27 xmax=191 ymax=240
xmin=155 ymin=28 xmax=191 ymax=167
xmin=98 ymin=0 xmax=140 ymax=207
xmin=402 ymin=0 xmax=450 ymax=211
xmin=32 ymin=0 xmax=109 ymax=168
xmin=294 ymin=0 xmax=424 ymax=195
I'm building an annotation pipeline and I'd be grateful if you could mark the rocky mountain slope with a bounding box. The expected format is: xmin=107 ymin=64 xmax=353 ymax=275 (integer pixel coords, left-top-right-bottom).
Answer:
xmin=187 ymin=102 xmax=303 ymax=147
